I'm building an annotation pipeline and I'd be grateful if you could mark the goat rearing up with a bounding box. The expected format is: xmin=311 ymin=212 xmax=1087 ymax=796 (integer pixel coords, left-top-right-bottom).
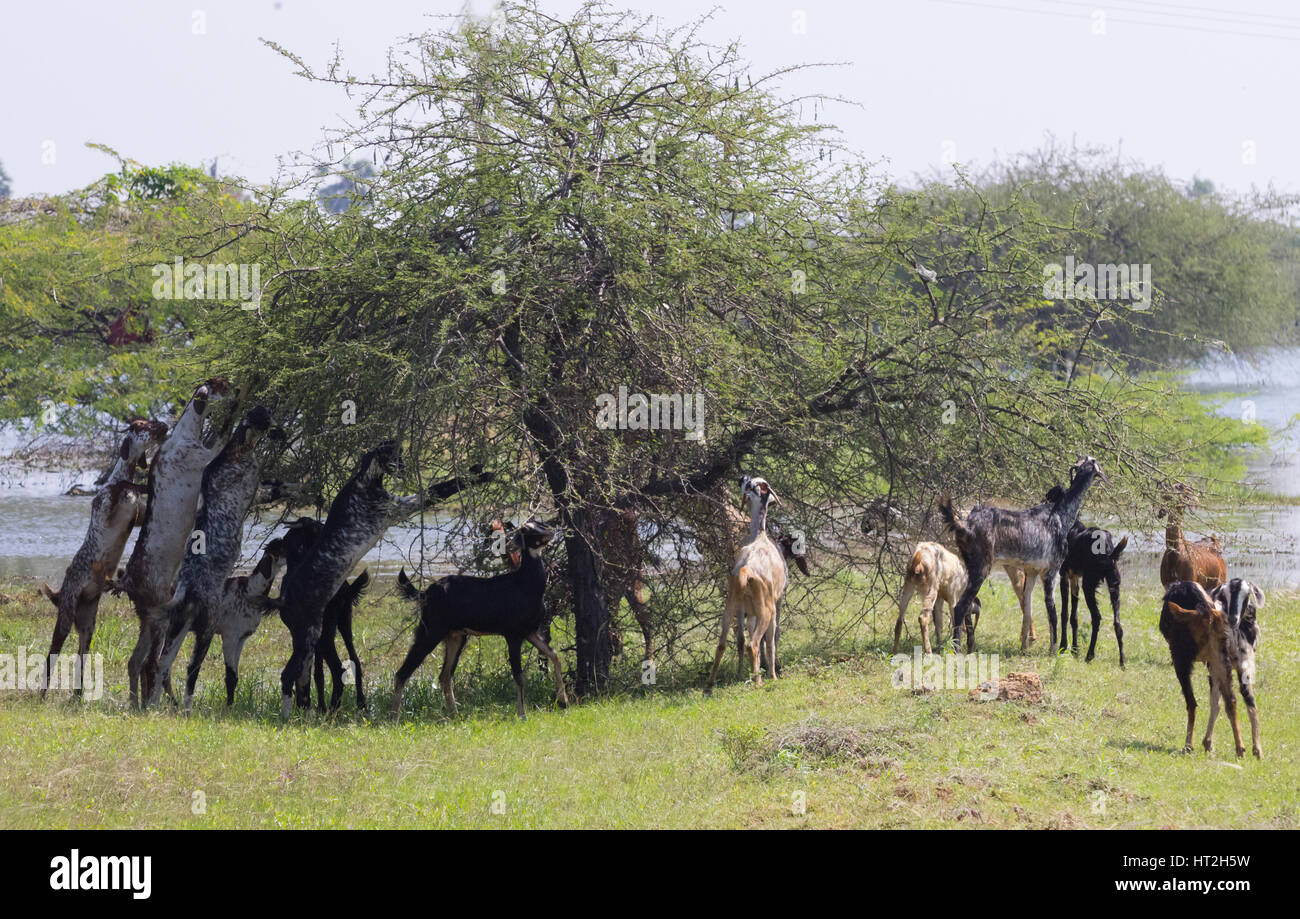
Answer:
xmin=939 ymin=456 xmax=1108 ymax=654
xmin=391 ymin=519 xmax=567 ymax=720
xmin=1158 ymin=482 xmax=1226 ymax=590
xmin=705 ymin=476 xmax=787 ymax=693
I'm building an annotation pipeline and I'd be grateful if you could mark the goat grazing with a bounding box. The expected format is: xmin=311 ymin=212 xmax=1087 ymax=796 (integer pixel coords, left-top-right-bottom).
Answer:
xmin=1058 ymin=518 xmax=1128 ymax=665
xmin=939 ymin=456 xmax=1108 ymax=653
xmin=150 ymin=406 xmax=275 ymax=707
xmin=40 ymin=418 xmax=168 ymax=696
xmin=276 ymin=516 xmax=371 ymax=712
xmin=120 ymin=379 xmax=237 ymax=707
xmin=1158 ymin=482 xmax=1226 ymax=589
xmin=705 ymin=476 xmax=787 ymax=693
xmin=892 ymin=541 xmax=978 ymax=655
xmin=391 ymin=519 xmax=567 ymax=719
xmin=277 ymin=445 xmax=491 ymax=717
xmin=1158 ymin=579 xmax=1265 ymax=758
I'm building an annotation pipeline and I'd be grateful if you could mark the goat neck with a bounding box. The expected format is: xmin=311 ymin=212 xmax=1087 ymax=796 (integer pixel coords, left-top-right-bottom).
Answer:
xmin=746 ymin=491 xmax=769 ymax=542
xmin=1054 ymin=464 xmax=1098 ymax=531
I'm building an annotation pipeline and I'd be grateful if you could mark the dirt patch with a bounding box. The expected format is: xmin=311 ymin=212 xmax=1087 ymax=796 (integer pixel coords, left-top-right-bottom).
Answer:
xmin=970 ymin=671 xmax=1043 ymax=702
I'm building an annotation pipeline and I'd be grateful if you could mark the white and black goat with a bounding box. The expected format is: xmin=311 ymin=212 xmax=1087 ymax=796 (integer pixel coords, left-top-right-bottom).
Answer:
xmin=1159 ymin=578 xmax=1264 ymax=758
xmin=120 ymin=379 xmax=237 ymax=707
xmin=151 ymin=406 xmax=275 ymax=708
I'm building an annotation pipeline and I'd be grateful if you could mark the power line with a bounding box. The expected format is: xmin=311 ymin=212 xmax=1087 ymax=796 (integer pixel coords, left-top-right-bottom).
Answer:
xmin=930 ymin=0 xmax=1300 ymax=41
xmin=1039 ymin=0 xmax=1300 ymax=31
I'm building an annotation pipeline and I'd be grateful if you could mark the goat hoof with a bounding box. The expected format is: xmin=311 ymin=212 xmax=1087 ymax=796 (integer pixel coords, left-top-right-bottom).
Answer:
xmin=1182 ymin=744 xmax=1193 ymax=754
xmin=1202 ymin=738 xmax=1213 ymax=753
xmin=1253 ymin=747 xmax=1262 ymax=759
xmin=1235 ymin=747 xmax=1245 ymax=759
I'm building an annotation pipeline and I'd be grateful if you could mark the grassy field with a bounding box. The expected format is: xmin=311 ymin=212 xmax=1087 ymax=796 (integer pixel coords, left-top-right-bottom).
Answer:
xmin=0 ymin=575 xmax=1296 ymax=829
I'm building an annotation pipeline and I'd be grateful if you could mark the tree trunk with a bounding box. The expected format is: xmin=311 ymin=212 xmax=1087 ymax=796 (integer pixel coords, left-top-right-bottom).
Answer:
xmin=566 ymin=505 xmax=611 ymax=696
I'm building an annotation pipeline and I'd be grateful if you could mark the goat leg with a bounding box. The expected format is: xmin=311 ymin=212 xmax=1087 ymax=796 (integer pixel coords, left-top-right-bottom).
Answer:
xmin=706 ymin=594 xmax=739 ymax=694
xmin=1174 ymin=659 xmax=1197 ymax=753
xmin=527 ymin=631 xmax=568 ymax=708
xmin=507 ymin=638 xmax=527 ymax=719
xmin=1107 ymin=570 xmax=1124 ymax=668
xmin=1202 ymin=675 xmax=1220 ymax=753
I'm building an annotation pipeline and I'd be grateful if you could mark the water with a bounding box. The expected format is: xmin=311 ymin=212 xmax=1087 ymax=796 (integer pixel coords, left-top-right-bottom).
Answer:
xmin=2 ymin=349 xmax=1298 ymax=590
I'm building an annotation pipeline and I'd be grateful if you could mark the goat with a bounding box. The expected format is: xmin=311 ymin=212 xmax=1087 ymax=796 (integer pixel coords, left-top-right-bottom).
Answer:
xmin=314 ymin=572 xmax=370 ymax=713
xmin=391 ymin=519 xmax=567 ymax=719
xmin=120 ymin=379 xmax=237 ymax=707
xmin=276 ymin=444 xmax=491 ymax=717
xmin=1158 ymin=482 xmax=1226 ymax=589
xmin=150 ymin=406 xmax=275 ymax=707
xmin=40 ymin=418 xmax=168 ymax=696
xmin=939 ymin=456 xmax=1108 ymax=653
xmin=705 ymin=475 xmax=787 ymax=692
xmin=892 ymin=541 xmax=980 ymax=655
xmin=204 ymin=539 xmax=288 ymax=706
xmin=1158 ymin=579 xmax=1264 ymax=758
xmin=1058 ymin=517 xmax=1128 ymax=665
xmin=275 ymin=516 xmax=371 ymax=712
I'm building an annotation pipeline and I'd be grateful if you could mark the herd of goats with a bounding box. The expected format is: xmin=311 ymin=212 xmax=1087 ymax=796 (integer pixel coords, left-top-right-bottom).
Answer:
xmin=29 ymin=378 xmax=1266 ymax=758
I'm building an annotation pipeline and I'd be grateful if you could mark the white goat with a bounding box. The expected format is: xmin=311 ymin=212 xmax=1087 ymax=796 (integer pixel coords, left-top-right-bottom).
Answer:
xmin=892 ymin=541 xmax=975 ymax=655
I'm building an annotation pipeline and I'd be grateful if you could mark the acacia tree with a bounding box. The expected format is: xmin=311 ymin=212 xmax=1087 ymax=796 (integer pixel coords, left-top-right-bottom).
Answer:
xmin=196 ymin=2 xmax=1248 ymax=693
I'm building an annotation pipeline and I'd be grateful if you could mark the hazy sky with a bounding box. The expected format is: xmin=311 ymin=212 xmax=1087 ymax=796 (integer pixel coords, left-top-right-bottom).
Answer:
xmin=3 ymin=0 xmax=1298 ymax=198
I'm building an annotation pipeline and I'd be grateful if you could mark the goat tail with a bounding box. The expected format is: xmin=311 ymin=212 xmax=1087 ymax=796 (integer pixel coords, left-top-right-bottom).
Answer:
xmin=1111 ymin=535 xmax=1129 ymax=561
xmin=40 ymin=583 xmax=60 ymax=606
xmin=736 ymin=565 xmax=753 ymax=591
xmin=395 ymin=568 xmax=421 ymax=602
xmin=907 ymin=551 xmax=928 ymax=581
xmin=936 ymin=494 xmax=967 ymax=539
xmin=348 ymin=570 xmax=371 ymax=600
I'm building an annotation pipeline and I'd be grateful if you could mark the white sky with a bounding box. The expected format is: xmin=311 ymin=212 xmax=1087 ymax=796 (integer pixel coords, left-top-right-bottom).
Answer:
xmin=3 ymin=0 xmax=1298 ymax=197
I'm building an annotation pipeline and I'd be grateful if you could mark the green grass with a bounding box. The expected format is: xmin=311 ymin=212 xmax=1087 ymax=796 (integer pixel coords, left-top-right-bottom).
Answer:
xmin=0 ymin=577 xmax=1296 ymax=828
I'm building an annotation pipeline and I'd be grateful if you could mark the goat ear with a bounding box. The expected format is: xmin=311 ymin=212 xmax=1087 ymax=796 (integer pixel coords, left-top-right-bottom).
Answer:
xmin=1251 ymin=584 xmax=1265 ymax=608
xmin=1167 ymin=601 xmax=1197 ymax=617
xmin=119 ymin=437 xmax=131 ymax=461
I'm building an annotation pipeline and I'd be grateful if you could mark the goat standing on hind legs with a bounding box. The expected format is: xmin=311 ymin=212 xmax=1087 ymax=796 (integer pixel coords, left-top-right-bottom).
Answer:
xmin=119 ymin=379 xmax=239 ymax=708
xmin=705 ymin=476 xmax=787 ymax=693
xmin=1158 ymin=482 xmax=1226 ymax=590
xmin=1158 ymin=579 xmax=1264 ymax=759
xmin=939 ymin=456 xmax=1109 ymax=654
xmin=40 ymin=419 xmax=168 ymax=697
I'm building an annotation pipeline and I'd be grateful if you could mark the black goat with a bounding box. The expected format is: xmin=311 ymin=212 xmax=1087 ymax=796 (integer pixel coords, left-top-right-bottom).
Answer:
xmin=939 ymin=456 xmax=1108 ymax=653
xmin=315 ymin=572 xmax=370 ymax=712
xmin=279 ymin=516 xmax=369 ymax=713
xmin=1058 ymin=517 xmax=1128 ymax=665
xmin=391 ymin=519 xmax=567 ymax=720
xmin=276 ymin=443 xmax=492 ymax=717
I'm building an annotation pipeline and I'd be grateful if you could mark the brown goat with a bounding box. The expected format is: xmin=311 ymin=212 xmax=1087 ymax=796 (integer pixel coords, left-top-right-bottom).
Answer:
xmin=1158 ymin=483 xmax=1225 ymax=589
